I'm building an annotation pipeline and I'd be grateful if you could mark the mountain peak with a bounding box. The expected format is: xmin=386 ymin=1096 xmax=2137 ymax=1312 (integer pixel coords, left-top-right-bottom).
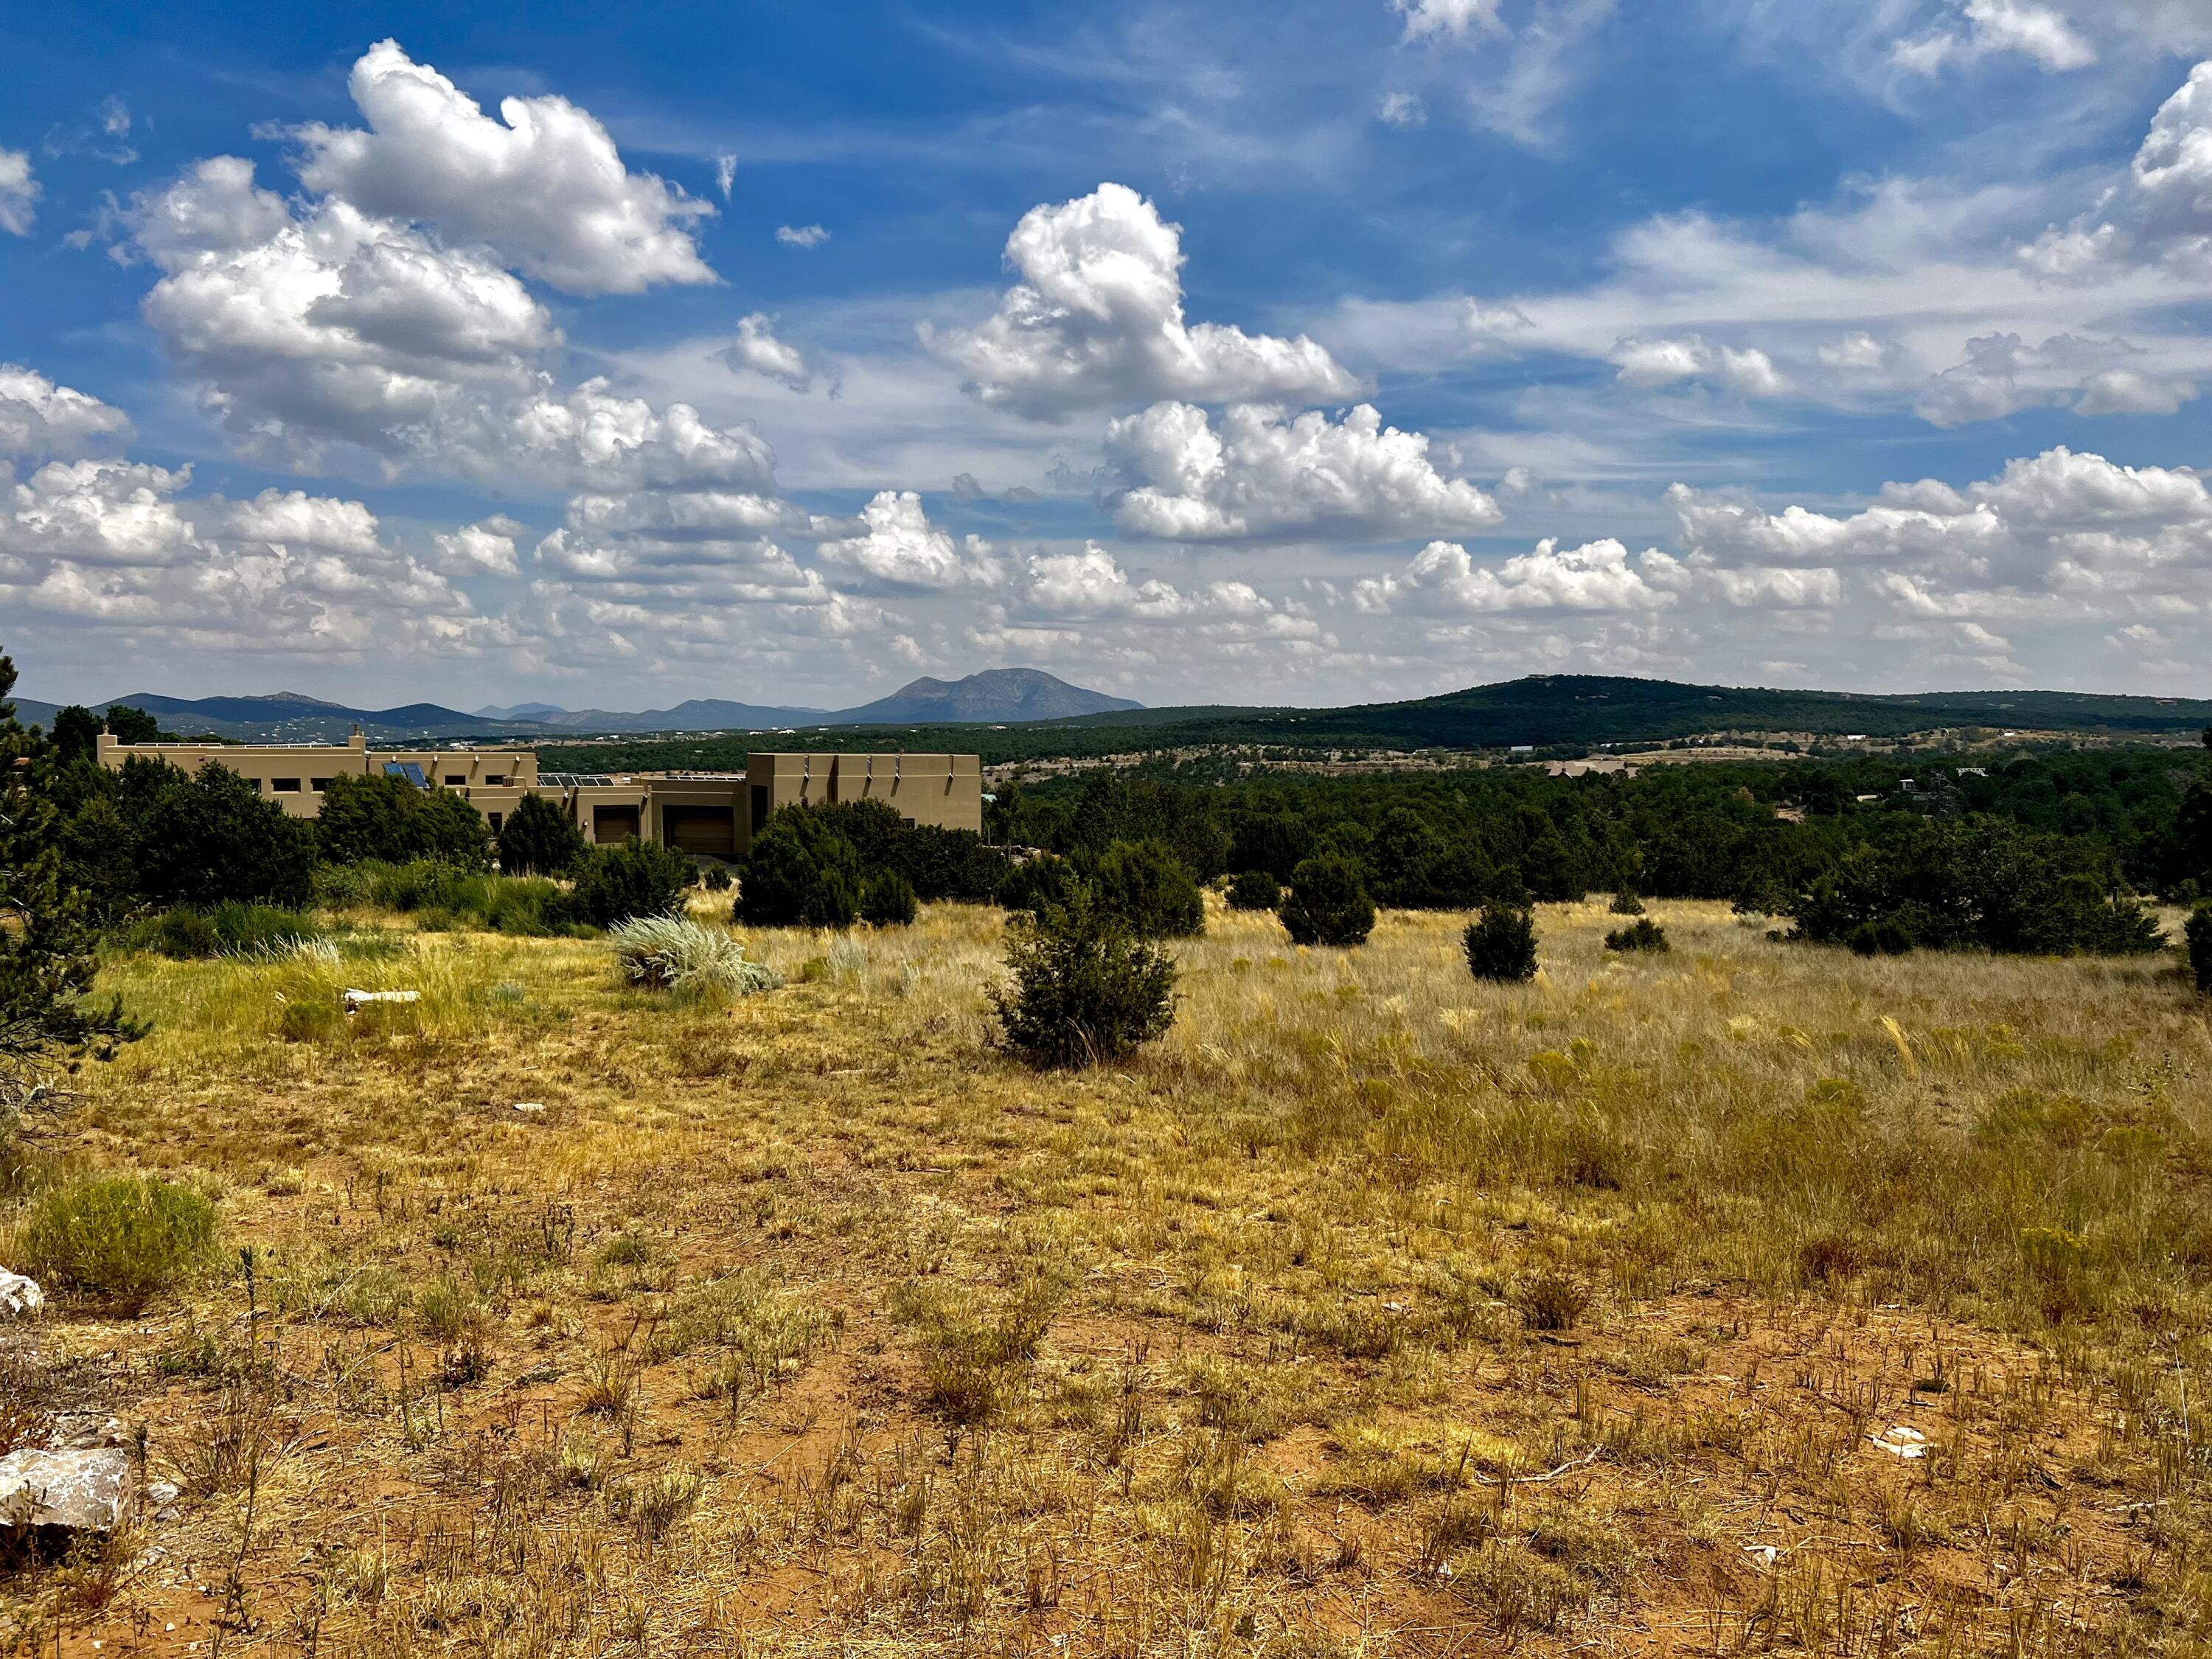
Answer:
xmin=851 ymin=668 xmax=1143 ymax=724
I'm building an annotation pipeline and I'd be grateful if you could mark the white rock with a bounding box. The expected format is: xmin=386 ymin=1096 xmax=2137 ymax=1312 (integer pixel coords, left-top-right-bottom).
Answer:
xmin=145 ymin=1481 xmax=179 ymax=1507
xmin=0 ymin=1448 xmax=131 ymax=1530
xmin=343 ymin=989 xmax=419 ymax=1014
xmin=511 ymin=1102 xmax=547 ymax=1115
xmin=1869 ymin=1425 xmax=1930 ymax=1459
xmin=0 ymin=1271 xmax=44 ymax=1319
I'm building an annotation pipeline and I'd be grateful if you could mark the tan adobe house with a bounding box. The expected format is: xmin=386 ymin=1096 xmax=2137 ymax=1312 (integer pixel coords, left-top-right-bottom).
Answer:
xmin=94 ymin=729 xmax=982 ymax=858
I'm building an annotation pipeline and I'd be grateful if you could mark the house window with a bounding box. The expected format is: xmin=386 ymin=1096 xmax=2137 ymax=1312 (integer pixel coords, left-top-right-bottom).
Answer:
xmin=484 ymin=773 xmax=507 ymax=786
xmin=488 ymin=812 xmax=504 ymax=832
xmin=444 ymin=774 xmax=467 ymax=786
xmin=271 ymin=778 xmax=302 ymax=793
xmin=310 ymin=778 xmax=333 ymax=792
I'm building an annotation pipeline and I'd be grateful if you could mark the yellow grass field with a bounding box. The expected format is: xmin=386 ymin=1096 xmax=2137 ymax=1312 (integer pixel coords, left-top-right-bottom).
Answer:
xmin=6 ymin=897 xmax=2211 ymax=1657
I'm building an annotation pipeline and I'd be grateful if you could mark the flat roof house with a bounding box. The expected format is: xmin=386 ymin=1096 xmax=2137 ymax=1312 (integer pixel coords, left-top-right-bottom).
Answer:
xmin=94 ymin=730 xmax=983 ymax=859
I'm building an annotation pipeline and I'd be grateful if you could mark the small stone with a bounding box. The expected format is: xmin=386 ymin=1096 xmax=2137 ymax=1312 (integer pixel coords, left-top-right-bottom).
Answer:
xmin=145 ymin=1481 xmax=180 ymax=1507
xmin=0 ymin=1271 xmax=44 ymax=1319
xmin=512 ymin=1102 xmax=547 ymax=1115
xmin=1870 ymin=1425 xmax=1930 ymax=1459
xmin=0 ymin=1447 xmax=131 ymax=1530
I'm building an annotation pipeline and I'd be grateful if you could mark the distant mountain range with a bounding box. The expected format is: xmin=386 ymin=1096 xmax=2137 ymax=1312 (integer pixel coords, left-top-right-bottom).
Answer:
xmin=14 ymin=669 xmax=2211 ymax=755
xmin=10 ymin=668 xmax=1143 ymax=744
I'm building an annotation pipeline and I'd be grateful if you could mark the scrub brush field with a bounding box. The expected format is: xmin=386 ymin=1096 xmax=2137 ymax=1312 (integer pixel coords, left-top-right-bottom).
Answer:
xmin=5 ymin=897 xmax=2211 ymax=1658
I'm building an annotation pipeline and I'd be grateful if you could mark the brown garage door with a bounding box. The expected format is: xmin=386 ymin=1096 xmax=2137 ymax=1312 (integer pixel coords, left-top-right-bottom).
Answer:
xmin=592 ymin=804 xmax=640 ymax=845
xmin=661 ymin=805 xmax=736 ymax=858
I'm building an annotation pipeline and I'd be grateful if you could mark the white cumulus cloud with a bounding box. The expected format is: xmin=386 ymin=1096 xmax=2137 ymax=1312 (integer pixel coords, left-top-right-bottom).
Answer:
xmin=1610 ymin=335 xmax=1790 ymax=395
xmin=291 ymin=39 xmax=715 ymax=295
xmin=1356 ymin=536 xmax=1674 ymax=613
xmin=0 ymin=365 xmax=133 ymax=459
xmin=1105 ymin=400 xmax=1500 ymax=540
xmin=818 ymin=490 xmax=1000 ymax=588
xmin=930 ymin=183 xmax=1359 ymax=419
xmin=776 ymin=223 xmax=830 ymax=248
xmin=433 ymin=517 xmax=524 ymax=576
xmin=717 ymin=313 xmax=811 ymax=391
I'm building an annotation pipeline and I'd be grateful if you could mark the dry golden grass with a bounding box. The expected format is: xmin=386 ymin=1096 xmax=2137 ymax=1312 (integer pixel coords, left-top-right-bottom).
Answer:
xmin=4 ymin=896 xmax=2210 ymax=1657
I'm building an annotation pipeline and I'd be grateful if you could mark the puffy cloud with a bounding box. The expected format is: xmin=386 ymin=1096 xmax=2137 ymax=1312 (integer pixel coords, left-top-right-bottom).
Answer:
xmin=1895 ymin=0 xmax=2096 ymax=74
xmin=221 ymin=489 xmax=382 ymax=557
xmin=501 ymin=381 xmax=779 ymax=493
xmin=1670 ymin=445 xmax=2212 ymax=610
xmin=818 ymin=490 xmax=1001 ymax=588
xmin=0 ymin=365 xmax=133 ymax=459
xmin=122 ymin=63 xmax=782 ymax=504
xmin=0 ymin=436 xmax=506 ymax=659
xmin=1023 ymin=543 xmax=1190 ymax=617
xmin=1006 ymin=543 xmax=1318 ymax=654
xmin=930 ymin=183 xmax=1359 ymax=419
xmin=717 ymin=313 xmax=811 ymax=391
xmin=776 ymin=223 xmax=829 ymax=248
xmin=4 ymin=459 xmax=200 ymax=566
xmin=433 ymin=518 xmax=524 ymax=576
xmin=1392 ymin=0 xmax=1505 ymax=40
xmin=2017 ymin=60 xmax=2212 ymax=284
xmin=130 ymin=156 xmax=554 ymax=468
xmin=0 ymin=150 xmax=37 ymax=236
xmin=1105 ymin=400 xmax=1499 ymax=540
xmin=1356 ymin=536 xmax=1674 ymax=614
xmin=128 ymin=150 xmax=782 ymax=490
xmin=1610 ymin=335 xmax=1789 ymax=395
xmin=291 ymin=40 xmax=714 ymax=295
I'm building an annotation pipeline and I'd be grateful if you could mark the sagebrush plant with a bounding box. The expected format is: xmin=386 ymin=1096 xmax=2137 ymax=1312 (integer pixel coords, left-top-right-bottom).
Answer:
xmin=1464 ymin=905 xmax=1539 ymax=982
xmin=608 ymin=916 xmax=782 ymax=996
xmin=18 ymin=1175 xmax=217 ymax=1306
xmin=989 ymin=890 xmax=1178 ymax=1067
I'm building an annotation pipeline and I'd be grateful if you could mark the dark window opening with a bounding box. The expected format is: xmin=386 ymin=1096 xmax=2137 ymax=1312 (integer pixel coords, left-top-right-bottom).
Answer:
xmin=484 ymin=773 xmax=507 ymax=785
xmin=488 ymin=812 xmax=504 ymax=832
xmin=271 ymin=777 xmax=301 ymax=793
xmin=750 ymin=784 xmax=770 ymax=832
xmin=444 ymin=773 xmax=467 ymax=787
xmin=310 ymin=778 xmax=333 ymax=792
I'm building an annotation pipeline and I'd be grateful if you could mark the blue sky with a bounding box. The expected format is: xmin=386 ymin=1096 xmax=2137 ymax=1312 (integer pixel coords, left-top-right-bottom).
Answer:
xmin=4 ymin=0 xmax=2211 ymax=712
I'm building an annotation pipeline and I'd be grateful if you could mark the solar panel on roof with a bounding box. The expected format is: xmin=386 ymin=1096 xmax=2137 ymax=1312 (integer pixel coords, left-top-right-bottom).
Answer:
xmin=383 ymin=762 xmax=429 ymax=788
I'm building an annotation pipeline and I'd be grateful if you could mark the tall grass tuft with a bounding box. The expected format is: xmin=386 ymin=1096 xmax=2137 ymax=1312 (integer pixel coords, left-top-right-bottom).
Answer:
xmin=18 ymin=1175 xmax=217 ymax=1307
xmin=316 ymin=859 xmax=587 ymax=936
xmin=130 ymin=902 xmax=326 ymax=959
xmin=609 ymin=915 xmax=784 ymax=996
